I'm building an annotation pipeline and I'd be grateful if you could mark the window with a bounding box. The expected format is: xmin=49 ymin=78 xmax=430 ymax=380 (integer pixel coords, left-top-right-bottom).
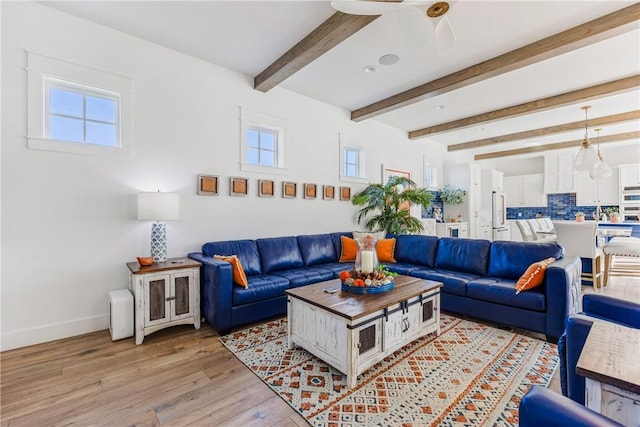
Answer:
xmin=240 ymin=108 xmax=287 ymax=174
xmin=45 ymin=78 xmax=119 ymax=147
xmin=424 ymin=157 xmax=438 ymax=189
xmin=27 ymin=52 xmax=132 ymax=157
xmin=343 ymin=147 xmax=360 ymax=177
xmin=339 ymin=133 xmax=367 ymax=183
xmin=247 ymin=126 xmax=277 ymax=167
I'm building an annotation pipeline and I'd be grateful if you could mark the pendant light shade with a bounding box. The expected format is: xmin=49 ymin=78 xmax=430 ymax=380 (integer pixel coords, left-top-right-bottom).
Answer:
xmin=589 ymin=128 xmax=612 ymax=179
xmin=573 ymin=106 xmax=599 ymax=172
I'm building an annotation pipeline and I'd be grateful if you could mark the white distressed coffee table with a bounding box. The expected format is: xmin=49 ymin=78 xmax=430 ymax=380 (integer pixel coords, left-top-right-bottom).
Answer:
xmin=286 ymin=275 xmax=442 ymax=388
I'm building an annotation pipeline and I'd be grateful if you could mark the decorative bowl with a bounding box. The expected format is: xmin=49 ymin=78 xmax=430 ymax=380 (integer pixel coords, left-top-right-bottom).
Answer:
xmin=341 ymin=280 xmax=395 ymax=294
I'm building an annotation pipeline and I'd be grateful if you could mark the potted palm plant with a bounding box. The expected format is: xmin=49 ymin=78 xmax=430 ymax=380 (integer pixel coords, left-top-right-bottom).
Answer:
xmin=352 ymin=175 xmax=432 ymax=235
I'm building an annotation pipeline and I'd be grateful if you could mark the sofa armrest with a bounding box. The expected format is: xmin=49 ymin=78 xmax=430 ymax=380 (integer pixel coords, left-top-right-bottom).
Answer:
xmin=188 ymin=252 xmax=233 ymax=333
xmin=583 ymin=294 xmax=640 ymax=328
xmin=544 ymin=256 xmax=582 ymax=340
xmin=519 ymin=386 xmax=622 ymax=427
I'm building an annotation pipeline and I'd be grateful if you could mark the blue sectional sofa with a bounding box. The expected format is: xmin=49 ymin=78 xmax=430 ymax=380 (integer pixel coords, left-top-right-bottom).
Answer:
xmin=188 ymin=232 xmax=582 ymax=340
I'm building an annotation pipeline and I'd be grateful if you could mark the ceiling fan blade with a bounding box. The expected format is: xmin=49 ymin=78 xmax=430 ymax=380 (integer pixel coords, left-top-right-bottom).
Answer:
xmin=434 ymin=14 xmax=457 ymax=54
xmin=331 ymin=0 xmax=409 ymax=16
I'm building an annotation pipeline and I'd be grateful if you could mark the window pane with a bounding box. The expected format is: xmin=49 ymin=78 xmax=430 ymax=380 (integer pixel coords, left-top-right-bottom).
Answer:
xmin=259 ymin=151 xmax=275 ymax=166
xmin=86 ymin=96 xmax=116 ymax=123
xmin=260 ymin=132 xmax=275 ymax=151
xmin=346 ymin=149 xmax=356 ymax=163
xmin=50 ymin=88 xmax=83 ymax=118
xmin=346 ymin=164 xmax=357 ymax=177
xmin=247 ymin=147 xmax=259 ymax=164
xmin=50 ymin=116 xmax=84 ymax=142
xmin=247 ymin=129 xmax=259 ymax=148
xmin=86 ymin=122 xmax=116 ymax=146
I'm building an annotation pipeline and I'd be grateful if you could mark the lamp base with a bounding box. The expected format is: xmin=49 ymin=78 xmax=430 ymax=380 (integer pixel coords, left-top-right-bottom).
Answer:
xmin=150 ymin=223 xmax=167 ymax=263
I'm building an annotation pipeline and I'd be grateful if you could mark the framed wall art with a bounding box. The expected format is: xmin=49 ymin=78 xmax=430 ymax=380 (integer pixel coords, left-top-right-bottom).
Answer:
xmin=304 ymin=183 xmax=317 ymax=199
xmin=323 ymin=185 xmax=335 ymax=200
xmin=198 ymin=174 xmax=219 ymax=196
xmin=282 ymin=181 xmax=297 ymax=199
xmin=382 ymin=165 xmax=411 ymax=184
xmin=258 ymin=179 xmax=275 ymax=197
xmin=230 ymin=177 xmax=248 ymax=196
xmin=340 ymin=186 xmax=351 ymax=201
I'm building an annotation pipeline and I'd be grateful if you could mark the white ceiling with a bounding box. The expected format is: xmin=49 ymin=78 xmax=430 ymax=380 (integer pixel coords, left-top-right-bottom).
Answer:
xmin=44 ymin=0 xmax=640 ymax=160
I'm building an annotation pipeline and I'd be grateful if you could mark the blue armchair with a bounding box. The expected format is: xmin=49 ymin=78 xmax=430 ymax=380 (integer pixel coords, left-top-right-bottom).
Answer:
xmin=558 ymin=294 xmax=640 ymax=404
xmin=519 ymin=386 xmax=622 ymax=427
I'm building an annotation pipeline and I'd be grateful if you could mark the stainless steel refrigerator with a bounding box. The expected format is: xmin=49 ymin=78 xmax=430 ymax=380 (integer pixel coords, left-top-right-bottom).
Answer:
xmin=492 ymin=191 xmax=510 ymax=241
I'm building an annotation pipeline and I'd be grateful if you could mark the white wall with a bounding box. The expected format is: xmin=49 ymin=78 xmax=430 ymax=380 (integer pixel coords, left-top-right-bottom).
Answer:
xmin=0 ymin=2 xmax=446 ymax=350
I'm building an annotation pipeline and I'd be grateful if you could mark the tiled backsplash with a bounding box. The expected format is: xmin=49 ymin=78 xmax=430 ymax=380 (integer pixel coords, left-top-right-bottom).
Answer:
xmin=507 ymin=193 xmax=618 ymax=220
xmin=421 ymin=190 xmax=443 ymax=219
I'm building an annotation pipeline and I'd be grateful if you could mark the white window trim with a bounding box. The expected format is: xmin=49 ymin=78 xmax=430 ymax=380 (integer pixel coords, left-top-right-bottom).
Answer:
xmin=27 ymin=52 xmax=133 ymax=158
xmin=339 ymin=133 xmax=367 ymax=184
xmin=240 ymin=107 xmax=288 ymax=175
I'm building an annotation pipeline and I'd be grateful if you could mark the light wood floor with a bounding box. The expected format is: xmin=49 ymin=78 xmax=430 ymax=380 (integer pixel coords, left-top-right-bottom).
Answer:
xmin=1 ymin=272 xmax=638 ymax=426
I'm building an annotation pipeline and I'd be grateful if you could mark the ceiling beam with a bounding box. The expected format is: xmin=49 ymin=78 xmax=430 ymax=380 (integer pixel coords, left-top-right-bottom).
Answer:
xmin=351 ymin=3 xmax=640 ymax=122
xmin=473 ymin=131 xmax=640 ymax=161
xmin=448 ymin=110 xmax=640 ymax=151
xmin=409 ymin=74 xmax=640 ymax=139
xmin=254 ymin=12 xmax=379 ymax=92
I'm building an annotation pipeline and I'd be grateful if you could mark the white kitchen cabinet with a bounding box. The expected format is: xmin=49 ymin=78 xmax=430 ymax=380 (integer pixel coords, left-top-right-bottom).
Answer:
xmin=491 ymin=170 xmax=504 ymax=192
xmin=576 ymin=168 xmax=619 ymax=206
xmin=504 ymin=174 xmax=546 ymax=207
xmin=545 ymin=153 xmax=577 ymax=194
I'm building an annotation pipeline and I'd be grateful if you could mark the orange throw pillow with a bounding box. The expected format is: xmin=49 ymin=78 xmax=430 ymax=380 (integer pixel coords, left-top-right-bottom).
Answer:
xmin=376 ymin=238 xmax=397 ymax=263
xmin=339 ymin=236 xmax=358 ymax=262
xmin=214 ymin=255 xmax=248 ymax=288
xmin=515 ymin=257 xmax=556 ymax=294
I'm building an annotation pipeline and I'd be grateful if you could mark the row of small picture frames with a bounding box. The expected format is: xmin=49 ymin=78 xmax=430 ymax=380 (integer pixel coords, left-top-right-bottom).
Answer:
xmin=198 ymin=174 xmax=352 ymax=201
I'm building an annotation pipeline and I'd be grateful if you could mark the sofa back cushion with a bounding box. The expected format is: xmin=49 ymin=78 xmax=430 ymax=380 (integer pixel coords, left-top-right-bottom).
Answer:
xmin=202 ymin=240 xmax=262 ymax=275
xmin=256 ymin=236 xmax=304 ymax=273
xmin=393 ymin=234 xmax=438 ymax=267
xmin=435 ymin=238 xmax=491 ymax=276
xmin=331 ymin=232 xmax=352 ymax=259
xmin=488 ymin=241 xmax=564 ymax=280
xmin=297 ymin=234 xmax=337 ymax=266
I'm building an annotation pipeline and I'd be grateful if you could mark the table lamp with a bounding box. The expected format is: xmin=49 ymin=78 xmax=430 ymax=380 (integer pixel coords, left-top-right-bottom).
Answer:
xmin=137 ymin=191 xmax=179 ymax=263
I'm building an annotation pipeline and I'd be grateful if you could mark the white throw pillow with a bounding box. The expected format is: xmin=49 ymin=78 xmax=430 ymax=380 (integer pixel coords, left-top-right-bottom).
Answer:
xmin=352 ymin=231 xmax=386 ymax=241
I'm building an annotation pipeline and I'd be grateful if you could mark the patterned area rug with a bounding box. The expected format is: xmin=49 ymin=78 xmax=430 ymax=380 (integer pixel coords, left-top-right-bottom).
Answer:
xmin=220 ymin=314 xmax=558 ymax=426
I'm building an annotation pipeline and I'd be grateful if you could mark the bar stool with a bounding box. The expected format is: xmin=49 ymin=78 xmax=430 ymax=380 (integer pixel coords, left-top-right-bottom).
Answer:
xmin=553 ymin=221 xmax=603 ymax=288
xmin=603 ymin=236 xmax=640 ymax=286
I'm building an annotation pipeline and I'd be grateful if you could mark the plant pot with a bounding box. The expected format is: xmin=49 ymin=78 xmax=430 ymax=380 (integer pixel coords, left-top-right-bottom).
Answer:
xmin=576 ymin=215 xmax=585 ymax=222
xmin=610 ymin=215 xmax=620 ymax=223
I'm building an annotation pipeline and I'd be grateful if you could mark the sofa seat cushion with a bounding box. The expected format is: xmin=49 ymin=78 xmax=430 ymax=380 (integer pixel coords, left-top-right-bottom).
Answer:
xmin=202 ymin=239 xmax=262 ymax=275
xmin=273 ymin=267 xmax=334 ymax=288
xmin=233 ymin=275 xmax=290 ymax=305
xmin=488 ymin=241 xmax=563 ymax=280
xmin=385 ymin=262 xmax=424 ymax=276
xmin=411 ymin=268 xmax=480 ymax=296
xmin=318 ymin=262 xmax=351 ymax=277
xmin=435 ymin=238 xmax=491 ymax=276
xmin=392 ymin=234 xmax=439 ymax=267
xmin=466 ymin=278 xmax=546 ymax=311
xmin=256 ymin=236 xmax=304 ymax=273
xmin=297 ymin=234 xmax=337 ymax=266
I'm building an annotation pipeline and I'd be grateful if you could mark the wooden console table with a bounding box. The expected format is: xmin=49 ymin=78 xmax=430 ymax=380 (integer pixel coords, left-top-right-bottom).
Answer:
xmin=576 ymin=320 xmax=640 ymax=426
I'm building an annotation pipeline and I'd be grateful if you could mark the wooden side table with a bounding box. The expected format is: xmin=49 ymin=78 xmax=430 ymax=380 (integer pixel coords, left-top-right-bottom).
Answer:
xmin=576 ymin=320 xmax=640 ymax=426
xmin=126 ymin=257 xmax=201 ymax=345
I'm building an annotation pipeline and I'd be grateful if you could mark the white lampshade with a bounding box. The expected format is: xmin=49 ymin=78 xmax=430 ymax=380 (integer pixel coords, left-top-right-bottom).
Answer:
xmin=137 ymin=192 xmax=179 ymax=221
xmin=589 ymin=158 xmax=612 ymax=180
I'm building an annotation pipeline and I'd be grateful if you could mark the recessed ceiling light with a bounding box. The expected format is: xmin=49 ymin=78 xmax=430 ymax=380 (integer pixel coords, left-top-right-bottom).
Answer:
xmin=435 ymin=105 xmax=445 ymax=110
xmin=378 ymin=54 xmax=399 ymax=66
xmin=363 ymin=65 xmax=377 ymax=73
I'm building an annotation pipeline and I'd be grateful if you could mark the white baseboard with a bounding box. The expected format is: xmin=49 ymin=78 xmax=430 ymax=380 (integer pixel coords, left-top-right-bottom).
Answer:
xmin=1 ymin=314 xmax=109 ymax=351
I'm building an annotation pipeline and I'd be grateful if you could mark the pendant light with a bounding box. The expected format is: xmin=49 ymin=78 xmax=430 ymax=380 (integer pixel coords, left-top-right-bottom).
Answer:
xmin=573 ymin=106 xmax=599 ymax=171
xmin=589 ymin=128 xmax=612 ymax=179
